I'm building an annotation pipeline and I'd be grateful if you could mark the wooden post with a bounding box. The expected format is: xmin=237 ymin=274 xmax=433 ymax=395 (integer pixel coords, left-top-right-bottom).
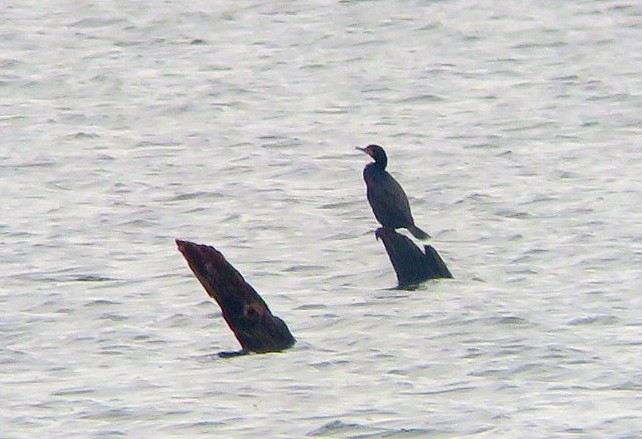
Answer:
xmin=375 ymin=228 xmax=453 ymax=288
xmin=176 ymin=240 xmax=295 ymax=355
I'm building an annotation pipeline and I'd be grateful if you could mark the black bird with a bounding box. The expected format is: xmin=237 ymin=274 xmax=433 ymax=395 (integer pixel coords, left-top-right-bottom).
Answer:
xmin=357 ymin=144 xmax=430 ymax=240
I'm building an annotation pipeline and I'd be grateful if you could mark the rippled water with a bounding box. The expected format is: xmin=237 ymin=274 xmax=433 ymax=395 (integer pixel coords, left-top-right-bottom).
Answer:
xmin=2 ymin=1 xmax=641 ymax=437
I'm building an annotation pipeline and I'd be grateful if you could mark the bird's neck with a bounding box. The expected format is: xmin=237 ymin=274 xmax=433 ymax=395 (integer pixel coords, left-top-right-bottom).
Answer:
xmin=373 ymin=158 xmax=387 ymax=170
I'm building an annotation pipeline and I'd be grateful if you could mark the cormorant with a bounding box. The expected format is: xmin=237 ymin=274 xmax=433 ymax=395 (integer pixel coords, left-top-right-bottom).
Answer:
xmin=357 ymin=144 xmax=430 ymax=240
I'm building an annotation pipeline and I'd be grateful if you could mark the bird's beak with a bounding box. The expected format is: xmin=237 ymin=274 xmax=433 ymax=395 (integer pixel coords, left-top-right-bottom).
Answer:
xmin=355 ymin=146 xmax=367 ymax=153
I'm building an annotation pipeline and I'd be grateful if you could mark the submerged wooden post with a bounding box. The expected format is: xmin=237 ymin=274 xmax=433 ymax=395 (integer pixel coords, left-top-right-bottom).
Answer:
xmin=375 ymin=227 xmax=453 ymax=288
xmin=176 ymin=239 xmax=295 ymax=355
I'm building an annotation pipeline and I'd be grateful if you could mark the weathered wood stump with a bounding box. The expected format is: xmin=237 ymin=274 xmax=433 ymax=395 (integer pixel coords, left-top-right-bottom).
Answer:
xmin=375 ymin=227 xmax=453 ymax=288
xmin=176 ymin=239 xmax=295 ymax=355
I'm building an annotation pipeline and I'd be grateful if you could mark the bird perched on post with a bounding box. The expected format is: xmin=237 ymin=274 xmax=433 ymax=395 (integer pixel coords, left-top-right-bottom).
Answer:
xmin=357 ymin=144 xmax=430 ymax=240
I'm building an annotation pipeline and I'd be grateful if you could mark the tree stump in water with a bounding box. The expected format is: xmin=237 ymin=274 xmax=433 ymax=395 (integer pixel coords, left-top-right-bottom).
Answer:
xmin=176 ymin=239 xmax=295 ymax=355
xmin=375 ymin=227 xmax=453 ymax=288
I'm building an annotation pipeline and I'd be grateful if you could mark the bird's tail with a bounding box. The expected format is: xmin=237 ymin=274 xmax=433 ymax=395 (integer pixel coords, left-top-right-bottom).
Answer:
xmin=407 ymin=224 xmax=431 ymax=240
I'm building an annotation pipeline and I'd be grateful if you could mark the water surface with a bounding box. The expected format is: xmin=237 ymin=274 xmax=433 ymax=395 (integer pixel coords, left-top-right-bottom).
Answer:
xmin=1 ymin=1 xmax=641 ymax=437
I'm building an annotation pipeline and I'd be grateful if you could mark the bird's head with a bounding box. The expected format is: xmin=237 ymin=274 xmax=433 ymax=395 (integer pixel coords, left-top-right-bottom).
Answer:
xmin=356 ymin=144 xmax=388 ymax=169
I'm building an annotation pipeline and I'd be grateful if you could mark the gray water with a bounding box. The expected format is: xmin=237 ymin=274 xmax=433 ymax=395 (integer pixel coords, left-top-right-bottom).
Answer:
xmin=2 ymin=1 xmax=641 ymax=437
